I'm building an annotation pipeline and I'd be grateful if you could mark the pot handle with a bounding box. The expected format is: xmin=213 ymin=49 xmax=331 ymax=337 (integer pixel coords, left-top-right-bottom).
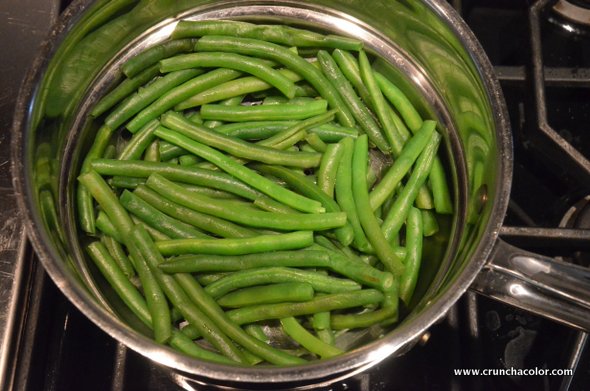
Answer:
xmin=470 ymin=239 xmax=590 ymax=331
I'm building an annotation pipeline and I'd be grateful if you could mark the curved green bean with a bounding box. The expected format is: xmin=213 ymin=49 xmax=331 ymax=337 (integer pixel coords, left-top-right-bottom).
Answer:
xmin=118 ymin=119 xmax=160 ymax=160
xmin=374 ymin=71 xmax=423 ymax=133
xmin=100 ymin=235 xmax=135 ymax=278
xmin=399 ymin=207 xmax=423 ymax=305
xmin=159 ymin=52 xmax=296 ymax=99
xmin=280 ymin=317 xmax=342 ymax=359
xmin=122 ymin=39 xmax=197 ymax=78
xmin=317 ymin=142 xmax=344 ymax=198
xmin=195 ymin=35 xmax=355 ymax=127
xmin=160 ymin=111 xmax=321 ymax=168
xmin=204 ymin=267 xmax=360 ymax=298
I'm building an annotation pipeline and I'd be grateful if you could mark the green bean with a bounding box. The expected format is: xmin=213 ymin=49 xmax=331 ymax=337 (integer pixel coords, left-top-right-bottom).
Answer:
xmin=204 ymin=267 xmax=360 ymax=298
xmin=122 ymin=39 xmax=197 ymax=78
xmin=225 ymin=289 xmax=384 ymax=325
xmin=78 ymin=125 xmax=115 ymax=233
xmin=280 ymin=317 xmax=342 ymax=359
xmin=253 ymin=196 xmax=298 ymax=214
xmin=143 ymin=140 xmax=160 ymax=162
xmin=169 ymin=330 xmax=236 ymax=365
xmin=91 ymin=159 xmax=263 ymax=201
xmin=159 ymin=142 xmax=187 ymax=161
xmin=200 ymin=100 xmax=328 ymax=122
xmin=156 ymin=231 xmax=314 ymax=256
xmin=369 ymin=120 xmax=436 ymax=210
xmin=130 ymin=225 xmax=247 ymax=363
xmin=172 ymin=20 xmax=362 ymax=50
xmin=331 ymin=49 xmax=372 ymax=105
xmin=421 ymin=209 xmax=439 ymax=237
xmin=126 ymin=68 xmax=242 ymax=132
xmin=105 ymin=69 xmax=202 ymax=130
xmin=120 ymin=190 xmax=210 ymax=240
xmin=381 ymin=132 xmax=441 ymax=241
xmin=195 ymin=36 xmax=356 ymax=127
xmin=429 ymin=158 xmax=453 ymax=214
xmin=317 ymin=50 xmax=390 ymax=153
xmin=305 ymin=133 xmax=327 ymax=152
xmin=160 ymin=111 xmax=321 ymax=168
xmin=134 ymin=185 xmax=256 ymax=238
xmin=311 ymin=310 xmax=334 ymax=346
xmin=202 ymin=95 xmax=244 ymax=129
xmin=331 ymin=305 xmax=398 ymax=330
xmin=252 ymin=164 xmax=353 ymax=245
xmin=159 ymin=52 xmax=297 ymax=99
xmin=359 ymin=51 xmax=403 ymax=155
xmin=159 ymin=249 xmax=392 ymax=291
xmin=152 ymin=128 xmax=326 ymax=214
xmin=118 ymin=119 xmax=160 ymax=160
xmin=245 ymin=324 xmax=269 ymax=343
xmin=130 ymin=215 xmax=171 ymax=241
xmin=334 ymin=137 xmax=371 ymax=252
xmin=175 ymin=68 xmax=303 ymax=110
xmin=95 ymin=211 xmax=123 ymax=242
xmin=78 ymin=170 xmax=134 ymax=237
xmin=178 ymin=154 xmax=199 ymax=166
xmin=147 ymin=174 xmax=346 ymax=231
xmin=257 ymin=110 xmax=336 ymax=149
xmin=399 ymin=207 xmax=423 ymax=305
xmin=196 ymin=272 xmax=232 ymax=286
xmin=91 ymin=64 xmax=160 ymax=118
xmin=100 ymin=235 xmax=135 ymax=278
xmin=110 ymin=176 xmax=144 ymax=189
xmin=374 ymin=71 xmax=423 ymax=133
xmin=173 ymin=273 xmax=306 ymax=365
xmin=317 ymin=142 xmax=344 ymax=198
xmin=217 ymin=282 xmax=314 ymax=308
xmin=388 ymin=104 xmax=411 ymax=143
xmin=86 ymin=242 xmax=151 ymax=327
xmin=351 ymin=135 xmax=404 ymax=276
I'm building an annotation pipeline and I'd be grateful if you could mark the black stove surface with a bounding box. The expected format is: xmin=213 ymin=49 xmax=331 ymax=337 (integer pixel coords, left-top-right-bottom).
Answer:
xmin=3 ymin=1 xmax=590 ymax=390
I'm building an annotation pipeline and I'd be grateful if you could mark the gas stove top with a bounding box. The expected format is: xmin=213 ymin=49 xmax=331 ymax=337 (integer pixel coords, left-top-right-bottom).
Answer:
xmin=1 ymin=1 xmax=589 ymax=390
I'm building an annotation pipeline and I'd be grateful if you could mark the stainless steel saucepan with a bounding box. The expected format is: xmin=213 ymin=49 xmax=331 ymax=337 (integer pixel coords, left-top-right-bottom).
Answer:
xmin=11 ymin=0 xmax=590 ymax=387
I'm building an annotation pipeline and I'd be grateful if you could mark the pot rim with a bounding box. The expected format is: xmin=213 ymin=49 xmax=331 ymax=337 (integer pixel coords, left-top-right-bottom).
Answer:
xmin=11 ymin=0 xmax=513 ymax=384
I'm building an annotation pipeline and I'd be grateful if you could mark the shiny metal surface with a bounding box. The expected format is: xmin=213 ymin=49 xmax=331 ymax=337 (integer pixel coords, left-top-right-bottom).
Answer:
xmin=11 ymin=0 xmax=515 ymax=385
xmin=473 ymin=240 xmax=590 ymax=331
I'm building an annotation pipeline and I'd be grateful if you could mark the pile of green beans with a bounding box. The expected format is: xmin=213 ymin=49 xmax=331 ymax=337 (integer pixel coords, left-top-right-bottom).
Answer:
xmin=77 ymin=19 xmax=452 ymax=366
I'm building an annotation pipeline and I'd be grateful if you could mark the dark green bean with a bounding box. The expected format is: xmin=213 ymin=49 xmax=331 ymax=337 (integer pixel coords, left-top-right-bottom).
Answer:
xmin=160 ymin=111 xmax=321 ymax=168
xmin=118 ymin=119 xmax=160 ymax=160
xmin=152 ymin=128 xmax=326 ymax=213
xmin=110 ymin=176 xmax=145 ymax=189
xmin=130 ymin=214 xmax=170 ymax=241
xmin=78 ymin=170 xmax=134 ymax=237
xmin=95 ymin=211 xmax=123 ymax=242
xmin=429 ymin=158 xmax=453 ymax=214
xmin=105 ymin=69 xmax=202 ymax=130
xmin=225 ymin=289 xmax=384 ymax=325
xmin=134 ymin=185 xmax=256 ymax=238
xmin=331 ymin=305 xmax=397 ymax=330
xmin=100 ymin=235 xmax=135 ymax=278
xmin=172 ymin=20 xmax=362 ymax=50
xmin=173 ymin=273 xmax=306 ymax=365
xmin=369 ymin=120 xmax=436 ymax=210
xmin=195 ymin=36 xmax=356 ymax=127
xmin=331 ymin=49 xmax=372 ymax=105
xmin=217 ymin=282 xmax=314 ymax=308
xmin=381 ymin=132 xmax=441 ymax=241
xmin=130 ymin=225 xmax=247 ymax=363
xmin=122 ymin=39 xmax=197 ymax=78
xmin=399 ymin=207 xmax=423 ymax=305
xmin=91 ymin=64 xmax=160 ymax=118
xmin=126 ymin=68 xmax=242 ymax=132
xmin=204 ymin=267 xmax=361 ymax=298
xmin=120 ymin=190 xmax=210 ymax=239
xmin=159 ymin=52 xmax=297 ymax=99
xmin=280 ymin=317 xmax=342 ymax=359
xmin=351 ymin=135 xmax=404 ymax=276
xmin=86 ymin=242 xmax=151 ymax=327
xmin=156 ymin=231 xmax=314 ymax=256
xmin=78 ymin=125 xmax=115 ymax=233
xmin=317 ymin=50 xmax=390 ymax=153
